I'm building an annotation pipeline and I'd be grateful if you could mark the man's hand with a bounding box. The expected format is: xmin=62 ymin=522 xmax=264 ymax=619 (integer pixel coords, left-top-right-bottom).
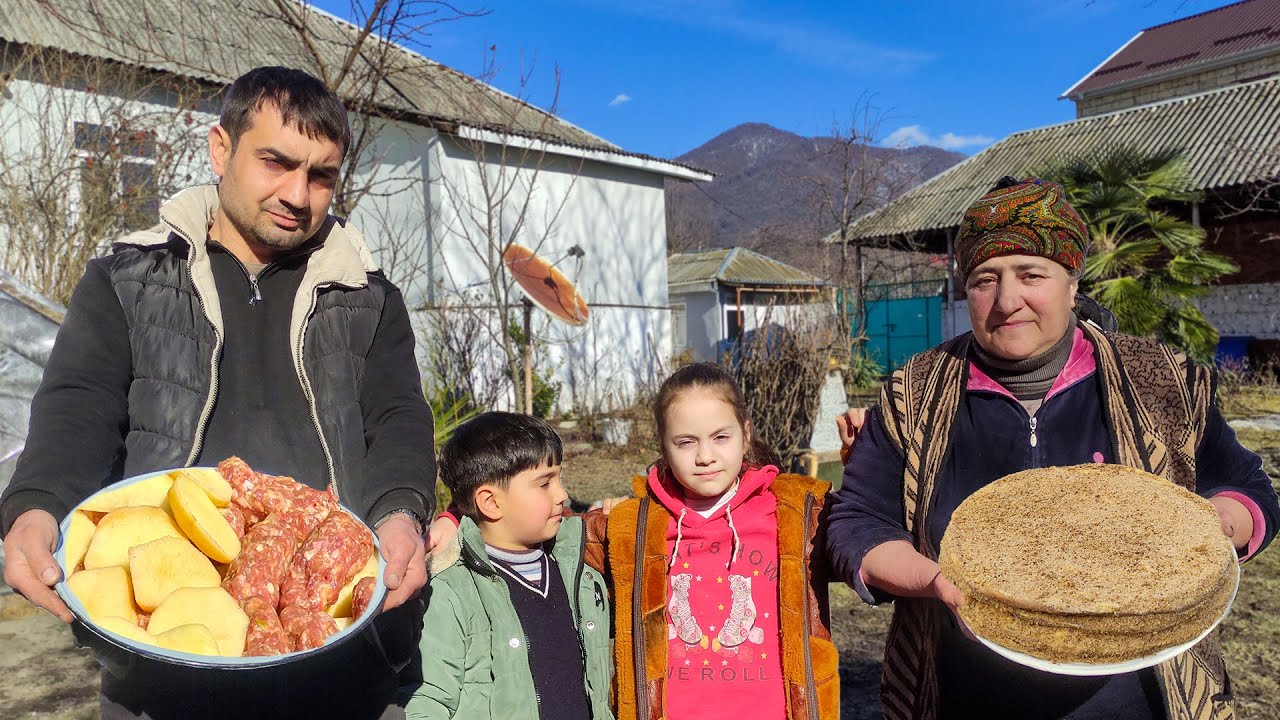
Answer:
xmin=1209 ymin=495 xmax=1254 ymax=551
xmin=2 ymin=509 xmax=73 ymax=623
xmin=376 ymin=514 xmax=426 ymax=612
xmin=836 ymin=407 xmax=868 ymax=465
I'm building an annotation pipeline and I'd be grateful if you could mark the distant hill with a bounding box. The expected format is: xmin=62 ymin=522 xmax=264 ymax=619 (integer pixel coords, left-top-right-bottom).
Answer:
xmin=665 ymin=122 xmax=964 ymax=277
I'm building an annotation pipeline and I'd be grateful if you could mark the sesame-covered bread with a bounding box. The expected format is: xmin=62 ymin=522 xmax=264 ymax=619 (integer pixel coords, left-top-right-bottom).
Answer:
xmin=939 ymin=464 xmax=1236 ymax=663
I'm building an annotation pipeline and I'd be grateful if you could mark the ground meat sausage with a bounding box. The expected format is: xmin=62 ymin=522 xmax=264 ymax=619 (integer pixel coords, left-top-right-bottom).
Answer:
xmin=280 ymin=511 xmax=375 ymax=613
xmin=280 ymin=605 xmax=339 ymax=652
xmin=350 ymin=576 xmax=377 ymax=620
xmin=241 ymin=597 xmax=291 ymax=657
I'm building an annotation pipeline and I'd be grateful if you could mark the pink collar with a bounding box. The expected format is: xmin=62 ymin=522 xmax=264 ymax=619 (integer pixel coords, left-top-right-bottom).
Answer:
xmin=967 ymin=327 xmax=1096 ymax=402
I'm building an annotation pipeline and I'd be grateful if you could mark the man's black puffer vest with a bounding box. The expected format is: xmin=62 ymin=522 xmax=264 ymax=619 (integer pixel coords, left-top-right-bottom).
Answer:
xmin=104 ymin=217 xmax=387 ymax=514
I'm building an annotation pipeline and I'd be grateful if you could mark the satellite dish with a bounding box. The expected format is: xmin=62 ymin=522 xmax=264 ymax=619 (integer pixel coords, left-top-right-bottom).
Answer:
xmin=501 ymin=243 xmax=590 ymax=415
xmin=502 ymin=243 xmax=590 ymax=326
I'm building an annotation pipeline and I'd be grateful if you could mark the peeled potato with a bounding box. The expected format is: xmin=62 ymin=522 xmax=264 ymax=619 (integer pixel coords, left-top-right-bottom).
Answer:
xmin=80 ymin=473 xmax=174 ymax=512
xmin=168 ymin=475 xmax=240 ymax=563
xmin=128 ymin=536 xmax=221 ymax=612
xmin=171 ymin=468 xmax=232 ymax=508
xmin=326 ymin=552 xmax=378 ymax=618
xmin=149 ymin=587 xmax=248 ymax=657
xmin=96 ymin=615 xmax=154 ymax=646
xmin=63 ymin=510 xmax=96 ymax=572
xmin=84 ymin=506 xmax=184 ymax=570
xmin=332 ymin=616 xmax=353 ymax=632
xmin=66 ymin=566 xmax=138 ymax=624
xmin=152 ymin=623 xmax=220 ymax=656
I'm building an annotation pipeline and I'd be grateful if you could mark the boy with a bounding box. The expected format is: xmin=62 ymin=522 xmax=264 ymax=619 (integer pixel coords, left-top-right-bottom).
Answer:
xmin=408 ymin=412 xmax=613 ymax=720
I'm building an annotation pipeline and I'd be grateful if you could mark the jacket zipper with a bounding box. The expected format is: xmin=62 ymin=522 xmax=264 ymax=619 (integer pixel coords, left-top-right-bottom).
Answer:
xmin=172 ymin=226 xmax=222 ymax=467
xmin=248 ymin=275 xmax=262 ymax=305
xmin=801 ymin=492 xmax=818 ymax=720
xmin=1029 ymin=417 xmax=1038 ymax=448
xmin=633 ymin=497 xmax=651 ymax=720
xmin=295 ymin=284 xmax=340 ymax=498
xmin=571 ymin=527 xmax=593 ymax=706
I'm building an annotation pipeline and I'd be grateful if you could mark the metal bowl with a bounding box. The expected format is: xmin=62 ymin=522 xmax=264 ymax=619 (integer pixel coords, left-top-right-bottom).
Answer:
xmin=54 ymin=467 xmax=387 ymax=669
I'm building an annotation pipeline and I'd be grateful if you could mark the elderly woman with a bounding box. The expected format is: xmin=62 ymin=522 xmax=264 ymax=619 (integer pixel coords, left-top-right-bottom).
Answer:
xmin=826 ymin=177 xmax=1280 ymax=719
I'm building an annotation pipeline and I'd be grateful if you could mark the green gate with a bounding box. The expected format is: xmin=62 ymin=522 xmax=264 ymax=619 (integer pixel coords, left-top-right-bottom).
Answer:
xmin=848 ymin=281 xmax=944 ymax=372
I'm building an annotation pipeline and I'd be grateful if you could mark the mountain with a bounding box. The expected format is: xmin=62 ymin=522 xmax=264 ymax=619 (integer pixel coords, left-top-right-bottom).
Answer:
xmin=665 ymin=122 xmax=965 ymax=276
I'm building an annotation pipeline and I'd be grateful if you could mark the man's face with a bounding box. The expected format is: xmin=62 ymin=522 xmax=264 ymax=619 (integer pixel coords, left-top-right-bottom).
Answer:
xmin=480 ymin=463 xmax=569 ymax=549
xmin=965 ymin=254 xmax=1079 ymax=361
xmin=208 ymin=103 xmax=343 ymax=255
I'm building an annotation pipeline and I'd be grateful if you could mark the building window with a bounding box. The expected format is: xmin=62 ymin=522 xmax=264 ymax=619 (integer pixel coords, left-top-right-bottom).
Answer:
xmin=670 ymin=302 xmax=687 ymax=356
xmin=74 ymin=122 xmax=159 ymax=232
xmin=724 ymin=304 xmax=742 ymax=342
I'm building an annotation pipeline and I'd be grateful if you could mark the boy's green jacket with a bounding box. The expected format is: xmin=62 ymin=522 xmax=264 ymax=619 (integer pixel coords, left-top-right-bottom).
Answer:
xmin=407 ymin=515 xmax=614 ymax=720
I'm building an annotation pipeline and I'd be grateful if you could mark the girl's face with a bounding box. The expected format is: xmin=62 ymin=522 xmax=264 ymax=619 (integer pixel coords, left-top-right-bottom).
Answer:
xmin=661 ymin=388 xmax=748 ymax=499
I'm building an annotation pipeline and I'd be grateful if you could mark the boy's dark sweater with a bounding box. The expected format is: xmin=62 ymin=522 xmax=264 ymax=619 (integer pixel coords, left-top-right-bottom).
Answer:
xmin=490 ymin=550 xmax=592 ymax=720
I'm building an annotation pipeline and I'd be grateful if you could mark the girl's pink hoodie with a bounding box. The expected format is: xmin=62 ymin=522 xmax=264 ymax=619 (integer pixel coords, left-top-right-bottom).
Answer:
xmin=647 ymin=464 xmax=786 ymax=719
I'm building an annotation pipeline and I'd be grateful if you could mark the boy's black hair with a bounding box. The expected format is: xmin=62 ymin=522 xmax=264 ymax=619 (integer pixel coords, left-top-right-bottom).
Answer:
xmin=439 ymin=411 xmax=564 ymax=518
xmin=220 ymin=66 xmax=351 ymax=154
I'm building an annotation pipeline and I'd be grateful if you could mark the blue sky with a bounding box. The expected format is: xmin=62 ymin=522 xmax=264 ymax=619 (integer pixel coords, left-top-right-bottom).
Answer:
xmin=313 ymin=0 xmax=1238 ymax=159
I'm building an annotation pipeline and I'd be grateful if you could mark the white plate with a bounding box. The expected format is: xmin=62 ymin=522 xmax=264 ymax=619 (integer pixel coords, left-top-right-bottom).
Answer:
xmin=55 ymin=467 xmax=387 ymax=669
xmin=970 ymin=562 xmax=1240 ymax=677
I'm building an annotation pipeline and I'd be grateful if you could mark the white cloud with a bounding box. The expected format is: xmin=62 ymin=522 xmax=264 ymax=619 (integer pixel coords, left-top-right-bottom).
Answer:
xmin=609 ymin=93 xmax=632 ymax=107
xmin=884 ymin=125 xmax=994 ymax=151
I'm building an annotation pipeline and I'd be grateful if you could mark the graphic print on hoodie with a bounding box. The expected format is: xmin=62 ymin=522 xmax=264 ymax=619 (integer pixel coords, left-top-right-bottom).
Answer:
xmin=650 ymin=464 xmax=785 ymax=719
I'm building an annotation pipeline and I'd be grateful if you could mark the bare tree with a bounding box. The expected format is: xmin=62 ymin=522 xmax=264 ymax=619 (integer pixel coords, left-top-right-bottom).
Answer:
xmin=0 ymin=43 xmax=218 ymax=304
xmin=802 ymin=96 xmax=920 ymax=358
xmin=732 ymin=301 xmax=840 ymax=470
xmin=429 ymin=50 xmax=587 ymax=413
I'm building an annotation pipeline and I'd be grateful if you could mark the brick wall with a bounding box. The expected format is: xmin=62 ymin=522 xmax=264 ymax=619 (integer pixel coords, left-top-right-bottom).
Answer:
xmin=1077 ymin=53 xmax=1280 ymax=117
xmin=1195 ymin=282 xmax=1280 ymax=339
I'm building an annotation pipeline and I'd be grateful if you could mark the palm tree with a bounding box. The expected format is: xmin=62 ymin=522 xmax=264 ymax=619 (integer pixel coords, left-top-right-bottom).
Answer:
xmin=1040 ymin=146 xmax=1238 ymax=364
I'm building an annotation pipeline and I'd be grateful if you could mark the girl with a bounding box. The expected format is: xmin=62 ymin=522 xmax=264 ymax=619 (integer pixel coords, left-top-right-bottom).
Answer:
xmin=589 ymin=361 xmax=839 ymax=720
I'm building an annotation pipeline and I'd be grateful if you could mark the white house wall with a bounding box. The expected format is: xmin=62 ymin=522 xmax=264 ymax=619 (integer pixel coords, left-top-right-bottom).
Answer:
xmin=671 ymin=288 xmax=721 ymax=363
xmin=343 ymin=117 xmax=437 ymax=304
xmin=1 ymin=67 xmax=678 ymax=416
xmin=428 ymin=134 xmax=672 ymax=413
xmin=0 ymin=70 xmax=217 ymax=253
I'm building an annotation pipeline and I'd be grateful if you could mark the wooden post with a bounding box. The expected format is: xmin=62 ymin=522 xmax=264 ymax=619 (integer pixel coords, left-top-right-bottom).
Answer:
xmin=523 ymin=299 xmax=534 ymax=415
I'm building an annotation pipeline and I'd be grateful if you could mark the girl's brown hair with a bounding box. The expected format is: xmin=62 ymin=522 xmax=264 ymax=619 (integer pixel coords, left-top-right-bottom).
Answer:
xmin=652 ymin=362 xmax=781 ymax=471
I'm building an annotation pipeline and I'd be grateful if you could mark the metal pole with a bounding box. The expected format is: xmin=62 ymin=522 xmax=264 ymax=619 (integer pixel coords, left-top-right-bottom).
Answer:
xmin=523 ymin=299 xmax=534 ymax=415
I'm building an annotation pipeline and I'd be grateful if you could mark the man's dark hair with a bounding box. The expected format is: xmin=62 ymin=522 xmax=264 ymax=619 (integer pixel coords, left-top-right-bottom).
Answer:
xmin=439 ymin=412 xmax=564 ymax=518
xmin=220 ymin=66 xmax=351 ymax=154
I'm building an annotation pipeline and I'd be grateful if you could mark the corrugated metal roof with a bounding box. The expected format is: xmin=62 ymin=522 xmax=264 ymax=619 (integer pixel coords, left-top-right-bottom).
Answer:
xmin=669 ymin=247 xmax=824 ymax=289
xmin=0 ymin=0 xmax=708 ymax=176
xmin=1066 ymin=0 xmax=1280 ymax=98
xmin=846 ymin=76 xmax=1280 ymax=243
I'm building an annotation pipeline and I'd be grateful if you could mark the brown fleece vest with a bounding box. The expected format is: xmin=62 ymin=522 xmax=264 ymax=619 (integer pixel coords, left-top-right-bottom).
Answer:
xmin=877 ymin=321 xmax=1233 ymax=720
xmin=587 ymin=473 xmax=840 ymax=720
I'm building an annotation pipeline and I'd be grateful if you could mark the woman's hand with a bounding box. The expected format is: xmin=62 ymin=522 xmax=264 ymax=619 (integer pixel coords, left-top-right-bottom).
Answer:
xmin=836 ymin=407 xmax=868 ymax=465
xmin=587 ymin=496 xmax=630 ymax=514
xmin=1209 ymin=495 xmax=1254 ymax=551
xmin=862 ymin=540 xmax=973 ymax=638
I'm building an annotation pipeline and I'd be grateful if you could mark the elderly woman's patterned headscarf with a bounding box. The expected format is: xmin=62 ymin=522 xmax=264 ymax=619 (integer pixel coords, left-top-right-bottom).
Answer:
xmin=955 ymin=177 xmax=1089 ymax=279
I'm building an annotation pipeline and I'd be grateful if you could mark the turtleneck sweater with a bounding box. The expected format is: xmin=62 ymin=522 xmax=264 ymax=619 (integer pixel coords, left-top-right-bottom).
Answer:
xmin=971 ymin=313 xmax=1077 ymax=416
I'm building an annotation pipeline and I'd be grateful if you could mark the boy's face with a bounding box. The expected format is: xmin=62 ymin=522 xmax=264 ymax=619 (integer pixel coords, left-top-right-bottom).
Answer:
xmin=476 ymin=462 xmax=569 ymax=550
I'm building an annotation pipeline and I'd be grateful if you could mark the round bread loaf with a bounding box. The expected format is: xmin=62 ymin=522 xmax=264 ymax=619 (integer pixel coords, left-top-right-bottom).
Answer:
xmin=938 ymin=463 xmax=1236 ymax=663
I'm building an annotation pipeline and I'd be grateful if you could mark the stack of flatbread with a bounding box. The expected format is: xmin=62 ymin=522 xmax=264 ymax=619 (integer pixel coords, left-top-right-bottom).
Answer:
xmin=938 ymin=464 xmax=1237 ymax=664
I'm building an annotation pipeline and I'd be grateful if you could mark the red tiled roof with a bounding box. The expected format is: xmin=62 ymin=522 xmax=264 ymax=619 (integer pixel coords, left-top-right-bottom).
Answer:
xmin=1064 ymin=0 xmax=1280 ymax=98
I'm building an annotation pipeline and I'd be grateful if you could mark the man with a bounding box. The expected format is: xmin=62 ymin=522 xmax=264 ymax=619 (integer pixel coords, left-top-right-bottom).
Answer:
xmin=0 ymin=66 xmax=435 ymax=719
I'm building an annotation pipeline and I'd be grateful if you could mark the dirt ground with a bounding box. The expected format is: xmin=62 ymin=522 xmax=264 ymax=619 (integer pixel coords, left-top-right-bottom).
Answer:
xmin=2 ymin=429 xmax=1277 ymax=719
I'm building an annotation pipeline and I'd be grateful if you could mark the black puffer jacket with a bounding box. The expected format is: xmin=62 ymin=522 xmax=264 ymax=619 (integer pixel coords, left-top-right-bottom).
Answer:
xmin=1 ymin=184 xmax=435 ymax=529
